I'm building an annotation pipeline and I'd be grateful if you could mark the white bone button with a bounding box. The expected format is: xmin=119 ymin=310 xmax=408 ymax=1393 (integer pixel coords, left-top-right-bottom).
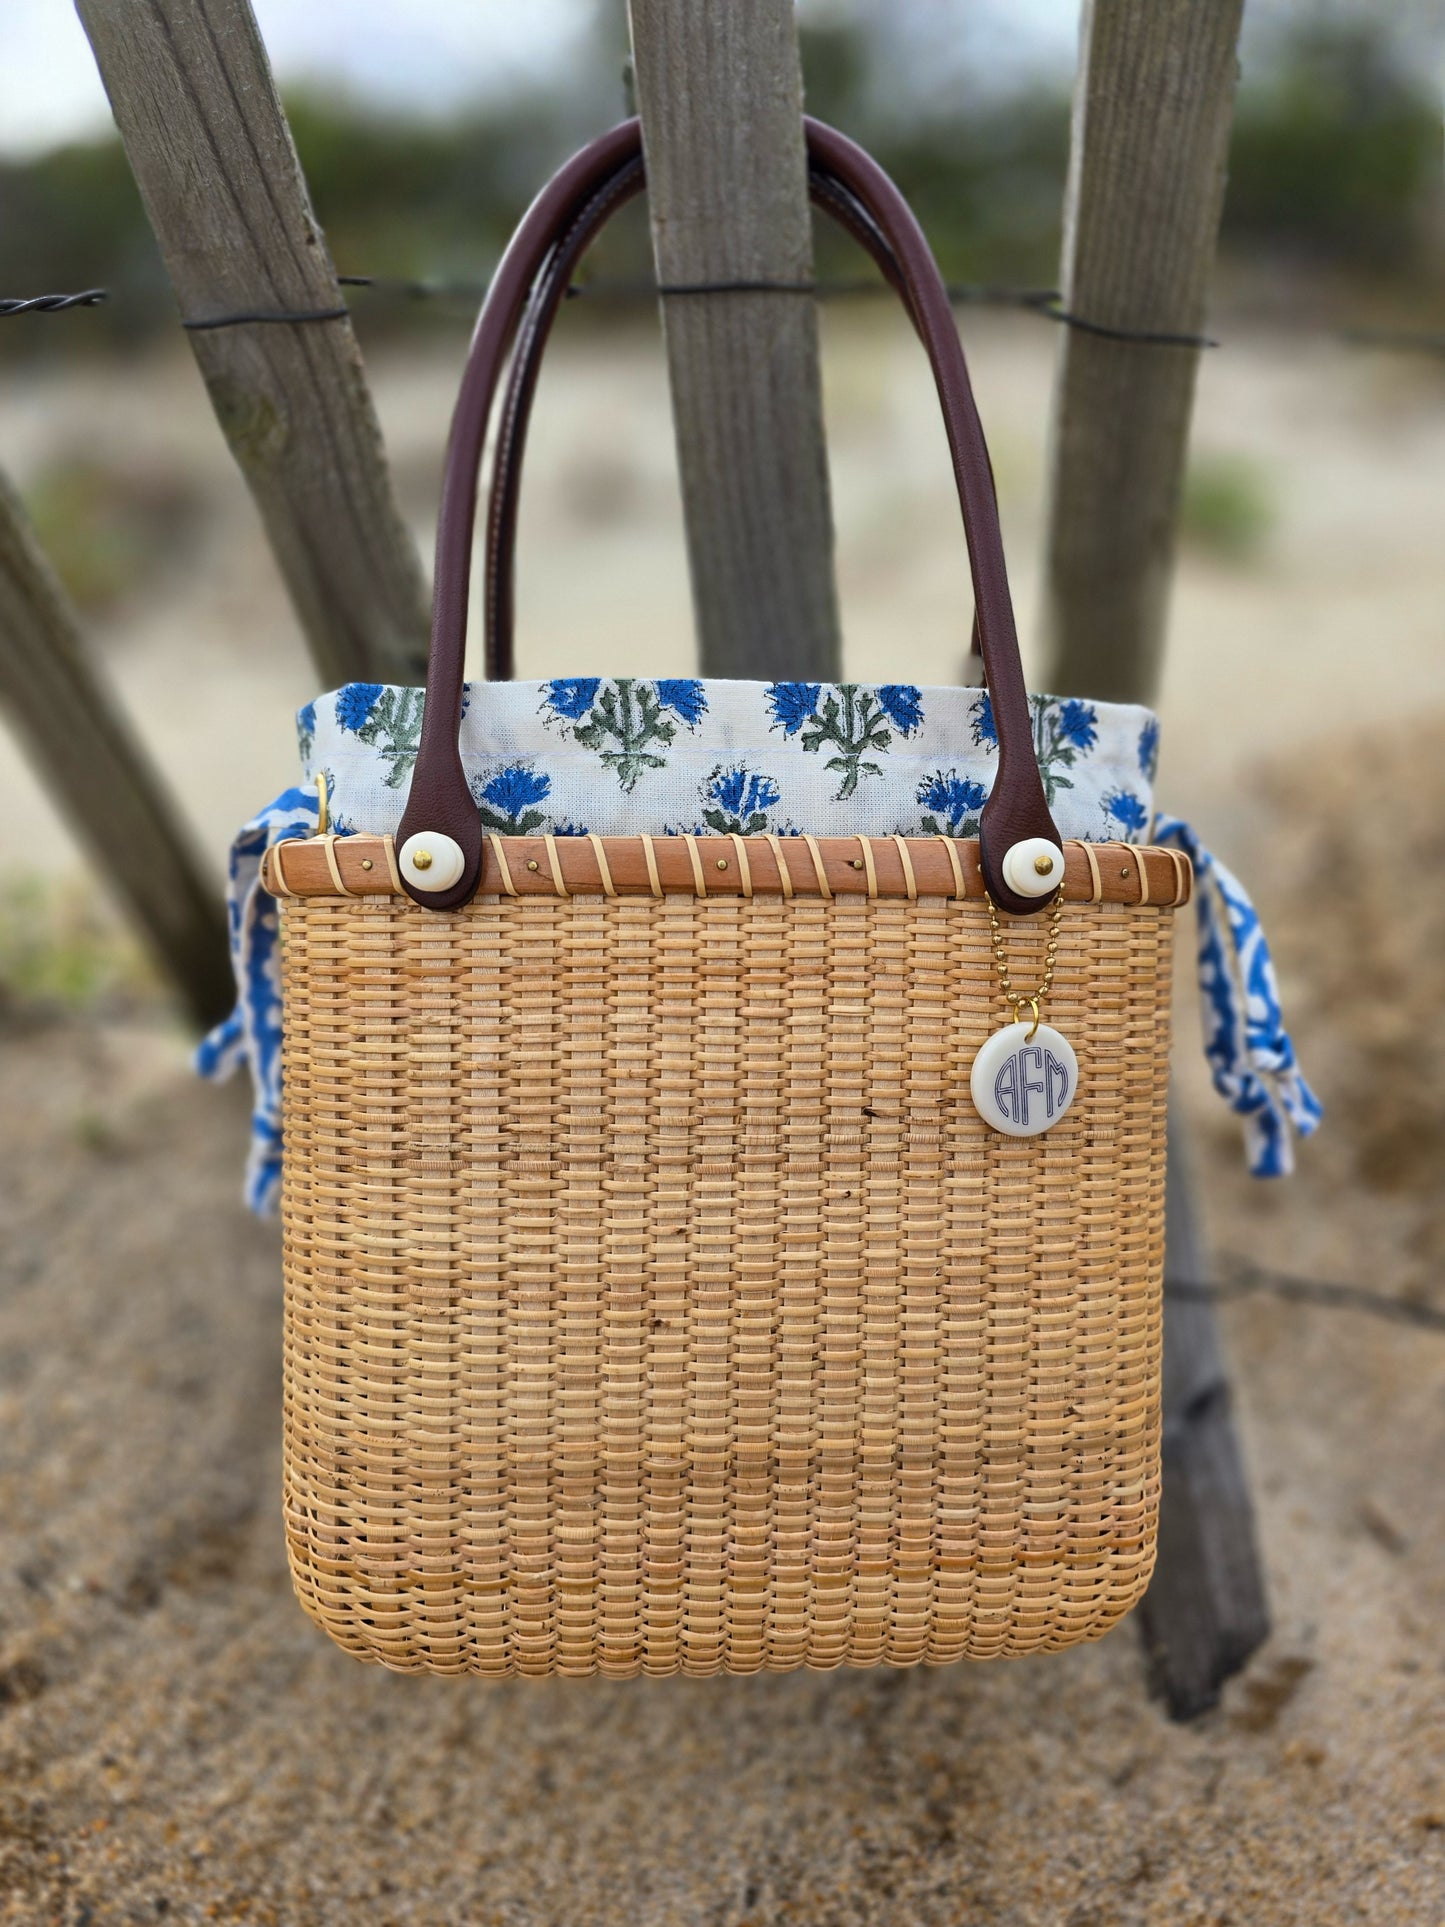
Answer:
xmin=970 ymin=1021 xmax=1078 ymax=1137
xmin=1002 ymin=837 xmax=1065 ymax=898
xmin=398 ymin=831 xmax=465 ymax=892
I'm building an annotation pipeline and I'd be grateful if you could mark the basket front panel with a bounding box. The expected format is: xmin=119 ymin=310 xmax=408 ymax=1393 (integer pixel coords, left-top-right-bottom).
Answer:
xmin=279 ymin=891 xmax=1170 ymax=1676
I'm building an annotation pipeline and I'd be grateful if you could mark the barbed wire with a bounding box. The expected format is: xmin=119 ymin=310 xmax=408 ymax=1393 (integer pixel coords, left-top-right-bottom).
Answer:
xmin=0 ymin=288 xmax=108 ymax=317
xmin=3 ymin=273 xmax=1444 ymax=355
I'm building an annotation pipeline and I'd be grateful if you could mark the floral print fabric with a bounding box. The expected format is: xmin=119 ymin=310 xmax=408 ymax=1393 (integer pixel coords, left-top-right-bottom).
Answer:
xmin=298 ymin=677 xmax=1160 ymax=844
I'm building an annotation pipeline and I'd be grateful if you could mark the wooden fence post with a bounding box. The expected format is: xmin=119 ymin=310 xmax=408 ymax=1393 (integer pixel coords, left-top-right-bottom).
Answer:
xmin=0 ymin=470 xmax=231 ymax=1029
xmin=626 ymin=0 xmax=841 ymax=679
xmin=1039 ymin=0 xmax=1266 ymax=1718
xmin=1042 ymin=0 xmax=1245 ymax=703
xmin=76 ymin=0 xmax=429 ymax=691
xmin=1146 ymin=1124 xmax=1271 ymax=1715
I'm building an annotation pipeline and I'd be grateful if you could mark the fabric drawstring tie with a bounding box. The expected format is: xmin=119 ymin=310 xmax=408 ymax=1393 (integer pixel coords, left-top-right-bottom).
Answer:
xmin=1154 ymin=813 xmax=1322 ymax=1178
xmin=199 ymin=793 xmax=1320 ymax=1213
xmin=195 ymin=787 xmax=324 ymax=1214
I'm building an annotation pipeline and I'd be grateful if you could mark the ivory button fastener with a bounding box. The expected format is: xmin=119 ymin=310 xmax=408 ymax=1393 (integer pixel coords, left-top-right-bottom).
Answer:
xmin=398 ymin=832 xmax=465 ymax=892
xmin=1002 ymin=837 xmax=1065 ymax=898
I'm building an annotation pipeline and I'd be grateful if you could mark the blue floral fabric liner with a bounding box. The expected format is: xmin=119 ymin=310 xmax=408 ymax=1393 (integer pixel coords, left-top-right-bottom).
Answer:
xmin=297 ymin=676 xmax=1161 ymax=843
xmin=202 ymin=679 xmax=1318 ymax=1213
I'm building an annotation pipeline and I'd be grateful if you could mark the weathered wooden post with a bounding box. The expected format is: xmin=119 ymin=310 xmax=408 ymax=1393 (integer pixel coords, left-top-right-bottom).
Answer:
xmin=77 ymin=0 xmax=429 ymax=689
xmin=1043 ymin=0 xmax=1246 ymax=703
xmin=1040 ymin=0 xmax=1267 ymax=1717
xmin=8 ymin=0 xmax=441 ymax=1028
xmin=626 ymin=0 xmax=841 ymax=678
xmin=0 ymin=471 xmax=232 ymax=1027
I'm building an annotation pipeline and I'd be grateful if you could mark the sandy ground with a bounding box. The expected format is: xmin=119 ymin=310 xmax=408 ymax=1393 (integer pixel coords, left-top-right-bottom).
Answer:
xmin=2 ymin=320 xmax=1444 ymax=1922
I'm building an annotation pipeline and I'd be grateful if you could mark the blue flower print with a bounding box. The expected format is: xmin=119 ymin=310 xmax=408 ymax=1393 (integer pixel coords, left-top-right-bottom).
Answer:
xmin=1138 ymin=716 xmax=1161 ymax=781
xmin=1057 ymin=699 xmax=1098 ymax=753
xmin=656 ymin=679 xmax=707 ymax=727
xmin=916 ymin=769 xmax=987 ymax=838
xmin=1031 ymin=695 xmax=1099 ymax=805
xmin=543 ymin=677 xmax=601 ymax=722
xmin=296 ymin=701 xmax=316 ymax=764
xmin=472 ymin=763 xmax=553 ymax=836
xmin=334 ymin=683 xmax=424 ymax=787
xmin=1102 ymin=787 xmax=1150 ymax=838
xmin=766 ymin=682 xmax=822 ymax=738
xmin=698 ymin=763 xmax=782 ymax=835
xmin=970 ymin=690 xmax=1107 ymax=804
xmin=877 ymin=684 xmax=924 ymax=736
xmin=541 ymin=679 xmax=704 ymax=791
xmin=765 ymin=683 xmax=910 ymax=801
xmin=335 ymin=682 xmax=383 ymax=734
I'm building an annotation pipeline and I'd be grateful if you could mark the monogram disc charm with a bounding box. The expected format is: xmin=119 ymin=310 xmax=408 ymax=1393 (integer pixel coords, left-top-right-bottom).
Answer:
xmin=970 ymin=1020 xmax=1078 ymax=1137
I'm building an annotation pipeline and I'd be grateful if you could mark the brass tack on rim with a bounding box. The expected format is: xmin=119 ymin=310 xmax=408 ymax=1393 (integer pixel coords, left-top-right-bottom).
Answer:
xmin=850 ymin=858 xmax=864 ymax=870
xmin=716 ymin=858 xmax=728 ymax=870
xmin=526 ymin=859 xmax=539 ymax=872
xmin=360 ymin=858 xmax=373 ymax=871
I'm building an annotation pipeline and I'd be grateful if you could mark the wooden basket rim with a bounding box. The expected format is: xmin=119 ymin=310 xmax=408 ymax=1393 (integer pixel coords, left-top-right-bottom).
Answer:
xmin=264 ymin=832 xmax=1190 ymax=907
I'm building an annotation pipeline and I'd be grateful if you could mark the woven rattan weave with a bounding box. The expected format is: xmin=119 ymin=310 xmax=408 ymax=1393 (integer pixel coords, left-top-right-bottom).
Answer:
xmin=276 ymin=834 xmax=1181 ymax=1676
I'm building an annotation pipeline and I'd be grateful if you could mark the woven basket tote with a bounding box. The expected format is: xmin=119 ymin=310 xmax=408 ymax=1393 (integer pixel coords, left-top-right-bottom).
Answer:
xmin=269 ymin=118 xmax=1188 ymax=1678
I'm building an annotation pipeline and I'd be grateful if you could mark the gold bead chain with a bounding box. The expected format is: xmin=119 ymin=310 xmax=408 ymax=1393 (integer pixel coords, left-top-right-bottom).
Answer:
xmin=985 ymin=888 xmax=1065 ymax=1040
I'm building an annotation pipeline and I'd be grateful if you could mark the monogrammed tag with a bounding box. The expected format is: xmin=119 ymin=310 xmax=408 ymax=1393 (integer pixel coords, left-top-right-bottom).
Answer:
xmin=969 ymin=1021 xmax=1078 ymax=1137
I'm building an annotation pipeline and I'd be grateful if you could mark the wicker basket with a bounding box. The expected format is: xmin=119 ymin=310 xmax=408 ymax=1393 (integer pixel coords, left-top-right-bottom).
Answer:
xmin=269 ymin=832 xmax=1185 ymax=1675
xmin=266 ymin=119 xmax=1191 ymax=1676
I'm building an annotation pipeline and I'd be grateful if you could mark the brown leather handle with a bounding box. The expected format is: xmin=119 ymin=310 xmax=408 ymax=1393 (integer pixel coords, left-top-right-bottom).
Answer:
xmin=485 ymin=159 xmax=991 ymax=681
xmin=398 ymin=116 xmax=1059 ymax=912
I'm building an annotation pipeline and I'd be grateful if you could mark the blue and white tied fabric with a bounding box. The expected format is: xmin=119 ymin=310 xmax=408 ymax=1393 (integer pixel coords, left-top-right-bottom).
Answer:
xmin=194 ymin=784 xmax=320 ymax=1213
xmin=1154 ymin=814 xmax=1322 ymax=1180
xmin=203 ymin=678 xmax=1318 ymax=1212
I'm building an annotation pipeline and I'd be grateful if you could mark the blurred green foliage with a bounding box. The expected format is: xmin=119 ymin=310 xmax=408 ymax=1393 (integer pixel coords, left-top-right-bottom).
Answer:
xmin=0 ymin=17 xmax=1438 ymax=359
xmin=1227 ymin=24 xmax=1442 ymax=271
xmin=1181 ymin=453 xmax=1276 ymax=563
xmin=0 ymin=873 xmax=160 ymax=1018
xmin=24 ymin=455 xmax=204 ymax=613
xmin=281 ymin=93 xmax=580 ymax=284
